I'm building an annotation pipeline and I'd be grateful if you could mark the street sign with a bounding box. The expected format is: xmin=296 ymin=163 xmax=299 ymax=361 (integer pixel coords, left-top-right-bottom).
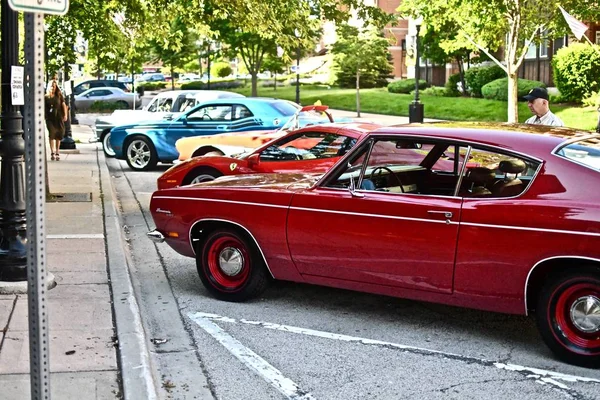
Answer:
xmin=9 ymin=0 xmax=69 ymax=15
xmin=11 ymin=66 xmax=24 ymax=106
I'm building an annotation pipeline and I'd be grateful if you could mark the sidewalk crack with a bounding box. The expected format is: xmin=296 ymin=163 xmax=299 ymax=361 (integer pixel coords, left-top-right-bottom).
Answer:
xmin=0 ymin=295 xmax=20 ymax=353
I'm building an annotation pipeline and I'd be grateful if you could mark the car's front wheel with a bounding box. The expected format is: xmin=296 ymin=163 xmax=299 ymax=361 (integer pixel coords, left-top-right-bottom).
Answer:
xmin=197 ymin=228 xmax=270 ymax=302
xmin=125 ymin=136 xmax=158 ymax=171
xmin=536 ymin=268 xmax=600 ymax=368
xmin=101 ymin=131 xmax=116 ymax=158
xmin=183 ymin=167 xmax=223 ymax=186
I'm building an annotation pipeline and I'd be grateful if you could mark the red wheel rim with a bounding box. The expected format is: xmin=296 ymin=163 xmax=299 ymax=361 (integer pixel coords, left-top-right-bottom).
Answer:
xmin=206 ymin=236 xmax=250 ymax=291
xmin=551 ymin=281 xmax=600 ymax=353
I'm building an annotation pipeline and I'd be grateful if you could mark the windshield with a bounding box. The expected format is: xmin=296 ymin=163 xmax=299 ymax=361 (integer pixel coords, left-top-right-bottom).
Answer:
xmin=269 ymin=101 xmax=300 ymax=116
xmin=555 ymin=136 xmax=600 ymax=171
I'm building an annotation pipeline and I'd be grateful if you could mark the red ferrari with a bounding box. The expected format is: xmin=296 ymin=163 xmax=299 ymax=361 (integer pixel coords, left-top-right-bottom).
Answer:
xmin=157 ymin=122 xmax=382 ymax=190
xmin=148 ymin=122 xmax=600 ymax=367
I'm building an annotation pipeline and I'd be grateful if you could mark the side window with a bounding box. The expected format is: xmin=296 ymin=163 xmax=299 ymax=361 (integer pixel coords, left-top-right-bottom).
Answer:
xmin=259 ymin=133 xmax=355 ymax=162
xmin=234 ymin=106 xmax=253 ymax=120
xmin=323 ymin=138 xmax=463 ymax=196
xmin=147 ymin=98 xmax=159 ymax=112
xmin=187 ymin=105 xmax=232 ymax=122
xmin=459 ymin=147 xmax=539 ymax=198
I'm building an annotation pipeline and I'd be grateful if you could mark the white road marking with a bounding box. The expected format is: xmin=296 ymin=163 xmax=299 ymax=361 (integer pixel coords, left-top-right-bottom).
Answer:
xmin=47 ymin=234 xmax=104 ymax=239
xmin=190 ymin=312 xmax=600 ymax=392
xmin=189 ymin=313 xmax=315 ymax=400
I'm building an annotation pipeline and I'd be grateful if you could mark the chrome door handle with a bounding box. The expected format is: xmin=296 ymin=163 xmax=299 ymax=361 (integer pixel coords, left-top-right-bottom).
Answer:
xmin=427 ymin=210 xmax=453 ymax=223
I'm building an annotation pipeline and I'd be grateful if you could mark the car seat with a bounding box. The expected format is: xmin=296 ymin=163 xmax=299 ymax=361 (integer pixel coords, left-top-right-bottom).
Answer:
xmin=491 ymin=159 xmax=526 ymax=198
xmin=461 ymin=167 xmax=495 ymax=197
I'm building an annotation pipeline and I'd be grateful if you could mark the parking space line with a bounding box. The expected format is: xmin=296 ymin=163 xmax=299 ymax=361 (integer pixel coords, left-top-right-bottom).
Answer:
xmin=189 ymin=313 xmax=315 ymax=400
xmin=190 ymin=312 xmax=600 ymax=394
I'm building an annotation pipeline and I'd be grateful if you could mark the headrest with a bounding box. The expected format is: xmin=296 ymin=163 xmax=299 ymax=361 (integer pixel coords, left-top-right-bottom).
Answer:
xmin=467 ymin=167 xmax=495 ymax=184
xmin=499 ymin=159 xmax=526 ymax=174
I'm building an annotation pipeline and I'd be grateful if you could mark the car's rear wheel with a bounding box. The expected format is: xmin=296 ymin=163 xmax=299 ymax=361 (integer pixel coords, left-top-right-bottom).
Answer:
xmin=536 ymin=268 xmax=600 ymax=368
xmin=117 ymin=100 xmax=129 ymax=109
xmin=125 ymin=136 xmax=158 ymax=171
xmin=197 ymin=228 xmax=270 ymax=302
xmin=183 ymin=167 xmax=223 ymax=186
xmin=101 ymin=131 xmax=116 ymax=157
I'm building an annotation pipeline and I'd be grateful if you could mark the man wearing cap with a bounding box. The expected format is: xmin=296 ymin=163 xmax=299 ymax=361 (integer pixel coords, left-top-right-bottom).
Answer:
xmin=524 ymin=87 xmax=564 ymax=127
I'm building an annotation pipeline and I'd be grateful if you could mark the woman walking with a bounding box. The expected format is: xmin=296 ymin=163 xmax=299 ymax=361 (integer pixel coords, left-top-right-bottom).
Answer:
xmin=45 ymin=81 xmax=68 ymax=160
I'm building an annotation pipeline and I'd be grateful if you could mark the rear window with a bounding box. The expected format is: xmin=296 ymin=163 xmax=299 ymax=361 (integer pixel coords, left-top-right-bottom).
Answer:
xmin=269 ymin=101 xmax=300 ymax=116
xmin=555 ymin=136 xmax=600 ymax=171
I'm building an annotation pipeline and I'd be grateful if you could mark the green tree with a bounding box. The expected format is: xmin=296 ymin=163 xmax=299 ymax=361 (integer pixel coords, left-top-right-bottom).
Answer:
xmin=397 ymin=0 xmax=600 ymax=122
xmin=261 ymin=55 xmax=287 ymax=90
xmin=332 ymin=24 xmax=393 ymax=116
xmin=149 ymin=16 xmax=197 ymax=90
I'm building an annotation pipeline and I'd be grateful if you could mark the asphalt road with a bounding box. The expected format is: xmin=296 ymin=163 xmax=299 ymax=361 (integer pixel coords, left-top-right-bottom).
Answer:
xmin=103 ymin=155 xmax=600 ymax=400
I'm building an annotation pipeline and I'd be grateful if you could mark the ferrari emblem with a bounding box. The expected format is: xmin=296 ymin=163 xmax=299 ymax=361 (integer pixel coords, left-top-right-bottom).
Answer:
xmin=230 ymin=163 xmax=237 ymax=171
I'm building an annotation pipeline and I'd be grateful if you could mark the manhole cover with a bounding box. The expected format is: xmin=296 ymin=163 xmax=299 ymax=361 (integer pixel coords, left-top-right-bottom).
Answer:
xmin=47 ymin=192 xmax=92 ymax=202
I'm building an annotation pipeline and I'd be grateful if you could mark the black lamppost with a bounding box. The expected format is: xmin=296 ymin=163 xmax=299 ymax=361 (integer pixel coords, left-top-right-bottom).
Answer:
xmin=408 ymin=16 xmax=424 ymax=123
xmin=60 ymin=62 xmax=77 ymax=150
xmin=294 ymin=29 xmax=301 ymax=105
xmin=0 ymin=0 xmax=28 ymax=281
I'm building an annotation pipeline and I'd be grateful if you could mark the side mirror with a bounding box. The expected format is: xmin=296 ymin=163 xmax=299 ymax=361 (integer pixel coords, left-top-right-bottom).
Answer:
xmin=247 ymin=153 xmax=260 ymax=168
xmin=180 ymin=115 xmax=188 ymax=124
xmin=142 ymin=105 xmax=148 ymax=111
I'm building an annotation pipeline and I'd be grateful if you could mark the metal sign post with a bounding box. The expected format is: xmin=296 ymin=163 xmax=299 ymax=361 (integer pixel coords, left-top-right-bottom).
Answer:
xmin=24 ymin=12 xmax=50 ymax=400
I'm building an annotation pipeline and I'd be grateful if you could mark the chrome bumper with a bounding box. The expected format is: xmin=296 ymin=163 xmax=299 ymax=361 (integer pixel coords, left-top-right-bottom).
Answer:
xmin=147 ymin=229 xmax=165 ymax=243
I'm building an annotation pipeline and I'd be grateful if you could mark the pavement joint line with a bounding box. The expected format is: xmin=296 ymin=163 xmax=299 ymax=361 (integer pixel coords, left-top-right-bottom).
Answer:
xmin=0 ymin=295 xmax=19 ymax=354
xmin=47 ymin=234 xmax=104 ymax=239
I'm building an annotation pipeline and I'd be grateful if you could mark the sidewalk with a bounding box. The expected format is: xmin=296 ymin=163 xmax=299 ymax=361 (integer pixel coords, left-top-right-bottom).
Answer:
xmin=0 ymin=125 xmax=155 ymax=399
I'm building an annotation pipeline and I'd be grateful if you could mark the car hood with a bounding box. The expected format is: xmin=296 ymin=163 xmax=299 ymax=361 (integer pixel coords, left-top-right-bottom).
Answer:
xmin=112 ymin=119 xmax=173 ymax=131
xmin=191 ymin=173 xmax=322 ymax=191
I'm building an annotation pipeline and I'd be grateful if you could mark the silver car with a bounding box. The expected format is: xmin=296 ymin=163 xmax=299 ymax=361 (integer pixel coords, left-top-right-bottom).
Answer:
xmin=75 ymin=87 xmax=141 ymax=112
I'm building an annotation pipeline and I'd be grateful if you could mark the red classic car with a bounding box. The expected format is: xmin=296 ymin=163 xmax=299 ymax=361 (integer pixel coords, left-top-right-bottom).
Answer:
xmin=157 ymin=122 xmax=382 ymax=190
xmin=148 ymin=122 xmax=600 ymax=367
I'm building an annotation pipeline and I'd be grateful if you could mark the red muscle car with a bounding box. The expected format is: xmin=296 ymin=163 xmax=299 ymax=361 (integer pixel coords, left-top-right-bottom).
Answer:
xmin=156 ymin=122 xmax=382 ymax=190
xmin=148 ymin=122 xmax=600 ymax=367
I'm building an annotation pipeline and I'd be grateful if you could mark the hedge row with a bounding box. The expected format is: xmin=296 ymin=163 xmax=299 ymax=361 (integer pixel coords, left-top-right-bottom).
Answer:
xmin=387 ymin=79 xmax=429 ymax=94
xmin=180 ymin=80 xmax=244 ymax=90
xmin=481 ymin=78 xmax=546 ymax=101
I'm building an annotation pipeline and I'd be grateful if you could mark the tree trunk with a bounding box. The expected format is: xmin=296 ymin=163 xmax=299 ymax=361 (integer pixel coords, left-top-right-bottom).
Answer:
xmin=456 ymin=56 xmax=466 ymax=96
xmin=356 ymin=70 xmax=361 ymax=118
xmin=251 ymin=72 xmax=258 ymax=97
xmin=170 ymin=63 xmax=175 ymax=91
xmin=274 ymin=73 xmax=277 ymax=91
xmin=507 ymin=71 xmax=519 ymax=123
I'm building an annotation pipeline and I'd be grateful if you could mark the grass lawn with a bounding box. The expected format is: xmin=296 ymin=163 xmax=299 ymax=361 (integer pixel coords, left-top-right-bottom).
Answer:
xmin=232 ymin=86 xmax=599 ymax=131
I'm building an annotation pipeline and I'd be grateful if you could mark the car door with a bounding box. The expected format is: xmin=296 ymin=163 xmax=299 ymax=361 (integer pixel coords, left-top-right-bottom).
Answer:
xmin=252 ymin=131 xmax=358 ymax=174
xmin=286 ymin=136 xmax=464 ymax=294
xmin=159 ymin=104 xmax=235 ymax=159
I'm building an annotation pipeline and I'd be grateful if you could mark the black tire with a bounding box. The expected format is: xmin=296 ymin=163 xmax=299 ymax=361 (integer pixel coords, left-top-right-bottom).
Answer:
xmin=125 ymin=136 xmax=158 ymax=171
xmin=101 ymin=131 xmax=116 ymax=157
xmin=117 ymin=100 xmax=129 ymax=109
xmin=197 ymin=228 xmax=270 ymax=302
xmin=535 ymin=268 xmax=600 ymax=368
xmin=183 ymin=167 xmax=223 ymax=186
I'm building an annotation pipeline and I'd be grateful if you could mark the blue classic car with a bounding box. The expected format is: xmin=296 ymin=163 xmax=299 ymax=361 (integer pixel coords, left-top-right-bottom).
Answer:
xmin=110 ymin=98 xmax=300 ymax=171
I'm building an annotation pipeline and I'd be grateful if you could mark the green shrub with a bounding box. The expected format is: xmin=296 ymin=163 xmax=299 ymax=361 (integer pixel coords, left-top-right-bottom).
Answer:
xmin=180 ymin=80 xmax=245 ymax=90
xmin=481 ymin=78 xmax=546 ymax=101
xmin=136 ymin=82 xmax=167 ymax=90
xmin=464 ymin=65 xmax=505 ymax=97
xmin=445 ymin=73 xmax=462 ymax=97
xmin=88 ymin=101 xmax=129 ymax=113
xmin=419 ymin=86 xmax=448 ymax=97
xmin=387 ymin=79 xmax=429 ymax=94
xmin=552 ymin=43 xmax=600 ymax=102
xmin=582 ymin=91 xmax=600 ymax=108
xmin=211 ymin=62 xmax=233 ymax=78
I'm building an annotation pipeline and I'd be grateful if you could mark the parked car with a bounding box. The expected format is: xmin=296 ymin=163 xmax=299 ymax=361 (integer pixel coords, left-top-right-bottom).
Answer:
xmin=110 ymin=98 xmax=301 ymax=171
xmin=148 ymin=122 xmax=600 ymax=368
xmin=94 ymin=90 xmax=245 ymax=157
xmin=157 ymin=122 xmax=380 ymax=189
xmin=175 ymin=105 xmax=342 ymax=161
xmin=136 ymin=73 xmax=165 ymax=82
xmin=73 ymin=79 xmax=130 ymax=96
xmin=74 ymin=87 xmax=141 ymax=112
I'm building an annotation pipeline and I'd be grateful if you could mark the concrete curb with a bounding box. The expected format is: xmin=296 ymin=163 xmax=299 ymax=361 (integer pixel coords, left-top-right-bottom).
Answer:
xmin=97 ymin=145 xmax=158 ymax=400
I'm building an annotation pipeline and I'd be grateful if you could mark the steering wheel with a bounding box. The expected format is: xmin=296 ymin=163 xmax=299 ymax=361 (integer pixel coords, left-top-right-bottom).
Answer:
xmin=371 ymin=166 xmax=404 ymax=193
xmin=202 ymin=114 xmax=212 ymax=120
